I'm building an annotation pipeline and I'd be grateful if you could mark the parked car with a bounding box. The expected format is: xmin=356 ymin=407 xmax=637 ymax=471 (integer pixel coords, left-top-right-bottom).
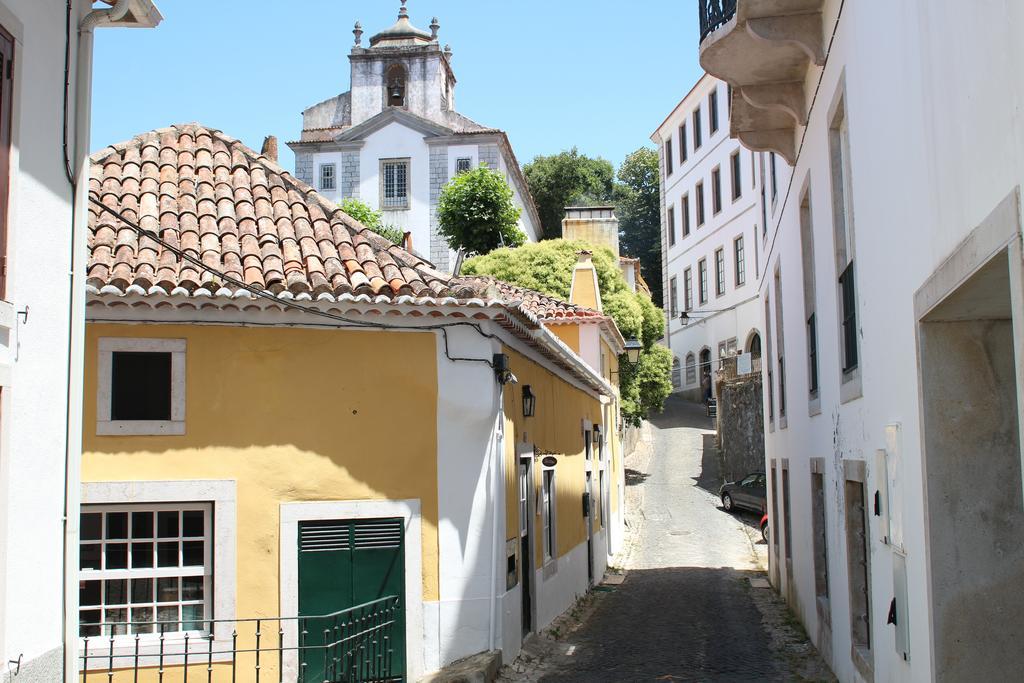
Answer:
xmin=760 ymin=513 xmax=769 ymax=543
xmin=719 ymin=472 xmax=767 ymax=513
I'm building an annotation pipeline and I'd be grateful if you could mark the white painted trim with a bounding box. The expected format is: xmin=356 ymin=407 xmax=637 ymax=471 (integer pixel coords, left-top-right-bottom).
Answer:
xmin=279 ymin=499 xmax=424 ymax=682
xmin=79 ymin=480 xmax=237 ymax=669
xmin=96 ymin=337 xmax=186 ymax=435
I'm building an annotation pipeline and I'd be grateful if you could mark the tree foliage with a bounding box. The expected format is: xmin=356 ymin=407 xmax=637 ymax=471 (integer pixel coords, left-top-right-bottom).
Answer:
xmin=437 ymin=166 xmax=524 ymax=255
xmin=463 ymin=239 xmax=671 ymax=426
xmin=616 ymin=147 xmax=663 ymax=307
xmin=523 ymin=148 xmax=615 ymax=237
xmin=339 ymin=198 xmax=405 ymax=245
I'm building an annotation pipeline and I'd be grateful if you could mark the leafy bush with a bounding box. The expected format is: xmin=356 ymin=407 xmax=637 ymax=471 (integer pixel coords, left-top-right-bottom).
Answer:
xmin=339 ymin=198 xmax=405 ymax=245
xmin=437 ymin=166 xmax=524 ymax=254
xmin=463 ymin=239 xmax=671 ymax=425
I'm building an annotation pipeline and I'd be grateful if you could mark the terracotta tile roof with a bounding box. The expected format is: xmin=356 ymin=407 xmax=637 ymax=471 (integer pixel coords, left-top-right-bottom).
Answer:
xmin=87 ymin=123 xmax=472 ymax=300
xmin=458 ymin=276 xmax=605 ymax=322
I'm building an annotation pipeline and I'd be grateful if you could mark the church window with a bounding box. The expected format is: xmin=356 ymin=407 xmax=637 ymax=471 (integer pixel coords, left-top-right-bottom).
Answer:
xmin=381 ymin=159 xmax=410 ymax=210
xmin=386 ymin=63 xmax=407 ymax=108
xmin=319 ymin=163 xmax=336 ymax=191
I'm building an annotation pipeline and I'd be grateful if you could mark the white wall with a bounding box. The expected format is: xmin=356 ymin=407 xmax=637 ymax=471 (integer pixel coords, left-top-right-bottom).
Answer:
xmin=653 ymin=76 xmax=765 ymax=395
xmin=757 ymin=1 xmax=1024 ymax=682
xmin=0 ymin=1 xmax=91 ymax=680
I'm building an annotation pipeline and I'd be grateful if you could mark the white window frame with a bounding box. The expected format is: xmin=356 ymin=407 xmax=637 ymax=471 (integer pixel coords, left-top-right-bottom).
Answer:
xmin=80 ymin=480 xmax=237 ymax=671
xmin=319 ymin=163 xmax=336 ymax=191
xmin=97 ymin=338 xmax=186 ymax=436
xmin=380 ymin=158 xmax=411 ymax=210
xmin=79 ymin=502 xmax=212 ymax=640
xmin=542 ymin=467 xmax=556 ymax=562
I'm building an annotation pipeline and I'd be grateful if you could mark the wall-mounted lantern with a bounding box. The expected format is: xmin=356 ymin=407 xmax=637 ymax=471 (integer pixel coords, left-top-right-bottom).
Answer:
xmin=522 ymin=385 xmax=536 ymax=418
xmin=624 ymin=339 xmax=643 ymax=367
xmin=592 ymin=424 xmax=601 ymax=446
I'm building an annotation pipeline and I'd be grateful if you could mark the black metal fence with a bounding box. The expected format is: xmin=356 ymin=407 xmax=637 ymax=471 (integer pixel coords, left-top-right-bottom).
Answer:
xmin=80 ymin=596 xmax=402 ymax=683
xmin=698 ymin=0 xmax=738 ymax=41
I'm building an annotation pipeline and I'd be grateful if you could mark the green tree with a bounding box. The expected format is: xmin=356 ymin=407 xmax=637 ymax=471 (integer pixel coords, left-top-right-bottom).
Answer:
xmin=463 ymin=239 xmax=671 ymax=426
xmin=523 ymin=148 xmax=615 ymax=237
xmin=339 ymin=198 xmax=405 ymax=245
xmin=437 ymin=166 xmax=524 ymax=254
xmin=616 ymin=147 xmax=663 ymax=306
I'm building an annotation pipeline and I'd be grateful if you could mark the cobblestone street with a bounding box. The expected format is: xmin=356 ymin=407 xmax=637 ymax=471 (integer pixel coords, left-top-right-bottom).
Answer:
xmin=501 ymin=395 xmax=833 ymax=682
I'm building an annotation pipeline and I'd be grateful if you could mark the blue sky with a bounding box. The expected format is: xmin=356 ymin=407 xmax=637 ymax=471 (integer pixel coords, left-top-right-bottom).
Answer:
xmin=92 ymin=1 xmax=703 ymax=172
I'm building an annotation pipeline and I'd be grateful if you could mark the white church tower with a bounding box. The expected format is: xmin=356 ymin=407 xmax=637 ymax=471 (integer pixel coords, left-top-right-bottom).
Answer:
xmin=289 ymin=1 xmax=541 ymax=270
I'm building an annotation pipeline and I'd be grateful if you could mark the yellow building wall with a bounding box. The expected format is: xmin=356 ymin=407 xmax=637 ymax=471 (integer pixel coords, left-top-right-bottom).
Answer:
xmin=548 ymin=323 xmax=580 ymax=355
xmin=81 ymin=323 xmax=440 ymax=681
xmin=500 ymin=348 xmax=603 ymax=572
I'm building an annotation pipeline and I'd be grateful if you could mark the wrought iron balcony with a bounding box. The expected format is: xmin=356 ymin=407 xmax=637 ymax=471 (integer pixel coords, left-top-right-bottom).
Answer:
xmin=80 ymin=596 xmax=402 ymax=682
xmin=699 ymin=0 xmax=738 ymax=42
xmin=698 ymin=0 xmax=826 ymax=164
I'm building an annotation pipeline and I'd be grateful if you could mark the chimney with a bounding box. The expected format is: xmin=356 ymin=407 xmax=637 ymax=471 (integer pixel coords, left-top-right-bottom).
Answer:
xmin=402 ymin=231 xmax=413 ymax=253
xmin=261 ymin=135 xmax=278 ymax=162
xmin=569 ymin=250 xmax=603 ymax=312
xmin=561 ymin=206 xmax=620 ymax=258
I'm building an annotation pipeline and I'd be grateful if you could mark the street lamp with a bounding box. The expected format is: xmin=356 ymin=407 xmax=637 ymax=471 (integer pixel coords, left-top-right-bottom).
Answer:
xmin=522 ymin=385 xmax=536 ymax=418
xmin=623 ymin=339 xmax=643 ymax=367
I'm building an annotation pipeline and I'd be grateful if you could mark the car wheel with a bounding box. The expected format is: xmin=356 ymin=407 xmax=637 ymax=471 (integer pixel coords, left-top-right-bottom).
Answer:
xmin=722 ymin=493 xmax=734 ymax=512
xmin=761 ymin=522 xmax=769 ymax=543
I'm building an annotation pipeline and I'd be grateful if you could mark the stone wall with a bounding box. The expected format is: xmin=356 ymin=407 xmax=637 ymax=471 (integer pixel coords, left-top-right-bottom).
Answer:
xmin=717 ymin=374 xmax=765 ymax=482
xmin=295 ymin=152 xmax=314 ymax=186
xmin=428 ymin=146 xmax=450 ymax=268
xmin=340 ymin=152 xmax=360 ymax=199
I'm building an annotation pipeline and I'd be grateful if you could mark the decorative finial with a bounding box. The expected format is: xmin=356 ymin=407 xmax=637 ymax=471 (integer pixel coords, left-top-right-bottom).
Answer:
xmin=430 ymin=17 xmax=440 ymax=40
xmin=399 ymin=0 xmax=408 ymax=19
xmin=353 ymin=21 xmax=363 ymax=46
xmin=444 ymin=44 xmax=452 ymax=55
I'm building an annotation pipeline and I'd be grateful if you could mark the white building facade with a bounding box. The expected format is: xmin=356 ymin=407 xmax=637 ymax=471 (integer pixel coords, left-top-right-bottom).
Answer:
xmin=0 ymin=1 xmax=160 ymax=681
xmin=652 ymin=74 xmax=763 ymax=401
xmin=288 ymin=2 xmax=541 ymax=272
xmin=701 ymin=1 xmax=1024 ymax=682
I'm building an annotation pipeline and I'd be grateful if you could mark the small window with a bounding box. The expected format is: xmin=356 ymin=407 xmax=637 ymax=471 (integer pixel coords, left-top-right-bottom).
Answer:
xmin=712 ymin=168 xmax=723 ymax=214
xmin=667 ymin=205 xmax=676 ymax=247
xmin=683 ymin=268 xmax=693 ymax=312
xmin=693 ymin=107 xmax=703 ymax=150
xmin=808 ymin=312 xmax=819 ymax=395
xmin=840 ymin=262 xmax=858 ymax=372
xmin=665 ymin=138 xmax=674 ymax=175
xmin=709 ymin=88 xmax=719 ymax=134
xmin=319 ymin=163 xmax=336 ymax=191
xmin=734 ymin=235 xmax=746 ymax=286
xmin=672 ymin=358 xmax=682 ymax=389
xmin=542 ymin=469 xmax=556 ymax=560
xmin=79 ymin=504 xmax=212 ymax=638
xmin=696 ymin=182 xmax=705 ymax=227
xmin=456 ymin=157 xmax=472 ymax=174
xmin=698 ymin=258 xmax=708 ymax=305
xmin=381 ymin=159 xmax=410 ymax=210
xmin=731 ymin=152 xmax=742 ymax=200
xmin=715 ymin=247 xmax=726 ymax=296
xmin=681 ymin=195 xmax=691 ymax=237
xmin=98 ymin=339 xmax=185 ymax=436
xmin=685 ymin=353 xmax=697 ymax=385
xmin=679 ymin=123 xmax=688 ymax=163
xmin=669 ymin=276 xmax=679 ymax=317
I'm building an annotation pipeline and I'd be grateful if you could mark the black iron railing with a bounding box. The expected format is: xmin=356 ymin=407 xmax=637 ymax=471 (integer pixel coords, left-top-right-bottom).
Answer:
xmin=699 ymin=0 xmax=738 ymax=41
xmin=80 ymin=596 xmax=401 ymax=683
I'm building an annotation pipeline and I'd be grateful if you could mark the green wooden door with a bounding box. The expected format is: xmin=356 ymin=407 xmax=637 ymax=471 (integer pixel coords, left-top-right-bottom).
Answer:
xmin=298 ymin=518 xmax=406 ymax=682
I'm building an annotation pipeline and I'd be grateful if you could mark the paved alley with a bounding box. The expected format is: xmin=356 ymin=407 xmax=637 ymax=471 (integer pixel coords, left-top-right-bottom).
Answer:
xmin=502 ymin=395 xmax=833 ymax=682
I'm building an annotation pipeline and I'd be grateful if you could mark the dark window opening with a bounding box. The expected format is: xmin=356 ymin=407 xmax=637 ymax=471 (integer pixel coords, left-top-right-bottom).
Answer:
xmin=709 ymin=89 xmax=719 ymax=134
xmin=386 ymin=64 xmax=407 ymax=108
xmin=679 ymin=124 xmax=687 ymax=163
xmin=665 ymin=138 xmax=673 ymax=175
xmin=693 ymin=108 xmax=702 ymax=149
xmin=731 ymin=152 xmax=742 ymax=200
xmin=712 ymin=168 xmax=722 ymax=214
xmin=840 ymin=262 xmax=858 ymax=372
xmin=808 ymin=313 xmax=819 ymax=395
xmin=111 ymin=352 xmax=172 ymax=421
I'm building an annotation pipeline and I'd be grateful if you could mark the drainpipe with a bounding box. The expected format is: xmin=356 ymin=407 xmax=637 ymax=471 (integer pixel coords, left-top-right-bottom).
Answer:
xmin=61 ymin=3 xmax=132 ymax=680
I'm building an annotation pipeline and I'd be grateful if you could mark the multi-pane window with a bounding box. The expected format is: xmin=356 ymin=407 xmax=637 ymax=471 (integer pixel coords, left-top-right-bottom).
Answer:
xmin=79 ymin=504 xmax=211 ymax=637
xmin=683 ymin=267 xmax=693 ymax=312
xmin=696 ymin=182 xmax=705 ymax=227
xmin=665 ymin=139 xmax=674 ymax=175
xmin=681 ymin=195 xmax=691 ymax=237
xmin=693 ymin=107 xmax=702 ymax=150
xmin=698 ymin=258 xmax=708 ymax=304
xmin=831 ymin=105 xmax=859 ymax=381
xmin=712 ymin=168 xmax=722 ymax=214
xmin=734 ymin=236 xmax=746 ymax=286
xmin=319 ymin=163 xmax=336 ymax=191
xmin=456 ymin=157 xmax=472 ymax=174
xmin=709 ymin=88 xmax=719 ymax=134
xmin=667 ymin=205 xmax=676 ymax=247
xmin=731 ymin=152 xmax=742 ymax=200
xmin=542 ymin=470 xmax=555 ymax=560
xmin=679 ymin=124 xmax=687 ymax=163
xmin=381 ymin=159 xmax=410 ymax=209
xmin=669 ymin=276 xmax=679 ymax=317
xmin=685 ymin=353 xmax=696 ymax=385
xmin=715 ymin=248 xmax=726 ymax=296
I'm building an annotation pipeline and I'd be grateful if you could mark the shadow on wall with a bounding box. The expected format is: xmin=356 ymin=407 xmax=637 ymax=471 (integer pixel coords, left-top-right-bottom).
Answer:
xmin=694 ymin=433 xmax=724 ymax=495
